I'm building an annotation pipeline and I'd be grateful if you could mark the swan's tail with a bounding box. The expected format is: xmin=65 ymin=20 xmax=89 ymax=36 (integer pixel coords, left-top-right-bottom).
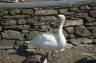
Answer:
xmin=25 ymin=41 xmax=31 ymax=43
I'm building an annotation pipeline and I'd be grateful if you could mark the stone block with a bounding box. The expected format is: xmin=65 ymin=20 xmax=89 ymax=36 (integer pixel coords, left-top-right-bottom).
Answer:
xmin=40 ymin=16 xmax=54 ymax=21
xmin=0 ymin=10 xmax=8 ymax=16
xmin=0 ymin=34 xmax=1 ymax=39
xmin=26 ymin=31 xmax=42 ymax=40
xmin=75 ymin=13 xmax=88 ymax=18
xmin=59 ymin=9 xmax=68 ymax=14
xmin=39 ymin=25 xmax=49 ymax=31
xmin=70 ymin=38 xmax=93 ymax=45
xmin=9 ymin=9 xmax=21 ymax=15
xmin=64 ymin=19 xmax=83 ymax=26
xmin=75 ymin=26 xmax=91 ymax=37
xmin=3 ymin=15 xmax=30 ymax=19
xmin=85 ymin=22 xmax=96 ymax=26
xmin=2 ymin=30 xmax=24 ymax=40
xmin=79 ymin=5 xmax=90 ymax=10
xmin=65 ymin=27 xmax=74 ymax=33
xmin=88 ymin=26 xmax=96 ymax=37
xmin=4 ymin=25 xmax=30 ymax=30
xmin=22 ymin=9 xmax=34 ymax=14
xmin=35 ymin=9 xmax=57 ymax=15
xmin=6 ymin=49 xmax=16 ymax=53
xmin=69 ymin=7 xmax=79 ymax=12
xmin=83 ymin=16 xmax=95 ymax=22
xmin=4 ymin=19 xmax=17 ymax=25
xmin=22 ymin=30 xmax=29 ymax=34
xmin=68 ymin=34 xmax=75 ymax=39
xmin=26 ymin=18 xmax=37 ymax=25
xmin=89 ymin=10 xmax=96 ymax=19
xmin=17 ymin=19 xmax=26 ymax=24
xmin=64 ymin=43 xmax=73 ymax=49
xmin=91 ymin=7 xmax=96 ymax=10
xmin=0 ymin=40 xmax=15 ymax=49
xmin=0 ymin=26 xmax=2 ymax=31
xmin=93 ymin=39 xmax=96 ymax=43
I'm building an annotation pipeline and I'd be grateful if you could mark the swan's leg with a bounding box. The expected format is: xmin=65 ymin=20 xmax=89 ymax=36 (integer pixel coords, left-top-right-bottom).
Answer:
xmin=60 ymin=48 xmax=64 ymax=52
xmin=54 ymin=50 xmax=58 ymax=53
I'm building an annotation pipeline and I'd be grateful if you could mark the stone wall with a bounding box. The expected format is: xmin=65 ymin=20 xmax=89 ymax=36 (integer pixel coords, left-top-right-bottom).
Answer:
xmin=0 ymin=2 xmax=96 ymax=52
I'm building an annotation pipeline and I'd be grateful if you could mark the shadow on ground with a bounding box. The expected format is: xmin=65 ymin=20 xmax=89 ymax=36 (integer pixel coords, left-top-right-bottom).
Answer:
xmin=16 ymin=45 xmax=46 ymax=63
xmin=75 ymin=58 xmax=96 ymax=63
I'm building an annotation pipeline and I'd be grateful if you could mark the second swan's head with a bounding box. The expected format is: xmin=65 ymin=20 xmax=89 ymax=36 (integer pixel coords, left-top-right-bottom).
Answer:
xmin=57 ymin=14 xmax=65 ymax=20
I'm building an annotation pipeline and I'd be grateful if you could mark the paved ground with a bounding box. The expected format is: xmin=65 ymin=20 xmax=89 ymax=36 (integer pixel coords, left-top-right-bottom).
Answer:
xmin=0 ymin=44 xmax=96 ymax=63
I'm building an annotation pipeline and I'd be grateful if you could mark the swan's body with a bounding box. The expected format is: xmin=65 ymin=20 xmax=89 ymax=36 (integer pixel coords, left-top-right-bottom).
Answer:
xmin=26 ymin=14 xmax=66 ymax=54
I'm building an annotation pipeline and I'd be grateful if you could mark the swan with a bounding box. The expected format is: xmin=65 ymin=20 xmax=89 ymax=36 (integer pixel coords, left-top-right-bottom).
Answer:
xmin=25 ymin=14 xmax=66 ymax=57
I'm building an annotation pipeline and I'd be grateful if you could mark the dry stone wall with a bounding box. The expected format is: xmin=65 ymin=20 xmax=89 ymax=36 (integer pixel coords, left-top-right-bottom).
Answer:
xmin=0 ymin=2 xmax=96 ymax=52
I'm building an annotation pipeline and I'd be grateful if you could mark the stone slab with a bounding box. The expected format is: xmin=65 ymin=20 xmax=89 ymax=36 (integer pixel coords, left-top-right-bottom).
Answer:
xmin=0 ymin=40 xmax=15 ymax=49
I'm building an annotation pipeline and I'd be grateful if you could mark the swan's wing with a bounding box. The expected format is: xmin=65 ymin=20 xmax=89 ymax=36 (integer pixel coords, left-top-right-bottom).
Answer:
xmin=28 ymin=32 xmax=58 ymax=50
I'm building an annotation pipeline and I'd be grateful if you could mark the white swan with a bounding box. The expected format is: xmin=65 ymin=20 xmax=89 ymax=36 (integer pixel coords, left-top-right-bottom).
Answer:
xmin=26 ymin=14 xmax=66 ymax=56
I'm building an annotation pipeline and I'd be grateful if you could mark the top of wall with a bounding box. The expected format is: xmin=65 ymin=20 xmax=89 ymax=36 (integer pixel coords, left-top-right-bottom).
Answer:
xmin=0 ymin=1 xmax=96 ymax=8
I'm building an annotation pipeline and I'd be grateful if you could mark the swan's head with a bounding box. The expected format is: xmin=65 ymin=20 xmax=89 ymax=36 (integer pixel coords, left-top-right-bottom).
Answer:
xmin=57 ymin=14 xmax=65 ymax=21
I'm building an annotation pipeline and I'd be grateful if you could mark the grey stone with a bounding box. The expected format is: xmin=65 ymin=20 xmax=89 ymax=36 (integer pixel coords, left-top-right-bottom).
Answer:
xmin=64 ymin=19 xmax=83 ymax=26
xmin=91 ymin=27 xmax=96 ymax=37
xmin=93 ymin=39 xmax=96 ymax=43
xmin=83 ymin=16 xmax=95 ymax=22
xmin=75 ymin=13 xmax=88 ymax=18
xmin=0 ymin=26 xmax=2 ymax=31
xmin=9 ymin=9 xmax=21 ymax=15
xmin=87 ymin=26 xmax=96 ymax=36
xmin=0 ymin=34 xmax=1 ymax=39
xmin=18 ymin=25 xmax=30 ymax=30
xmin=65 ymin=27 xmax=74 ymax=33
xmin=22 ymin=30 xmax=29 ymax=34
xmin=69 ymin=7 xmax=79 ymax=12
xmin=75 ymin=26 xmax=91 ymax=37
xmin=70 ymin=38 xmax=93 ymax=45
xmin=38 ymin=22 xmax=45 ymax=25
xmin=70 ymin=38 xmax=81 ymax=45
xmin=35 ymin=9 xmax=57 ymax=15
xmin=59 ymin=9 xmax=68 ymax=14
xmin=79 ymin=5 xmax=90 ymax=10
xmin=85 ymin=22 xmax=96 ymax=26
xmin=40 ymin=16 xmax=54 ymax=21
xmin=3 ymin=15 xmax=30 ymax=19
xmin=39 ymin=25 xmax=49 ymax=31
xmin=26 ymin=18 xmax=37 ymax=25
xmin=89 ymin=10 xmax=96 ymax=19
xmin=16 ymin=40 xmax=25 ymax=45
xmin=26 ymin=31 xmax=42 ymax=40
xmin=17 ymin=19 xmax=26 ymax=24
xmin=2 ymin=30 xmax=24 ymax=40
xmin=7 ymin=49 xmax=16 ymax=53
xmin=91 ymin=7 xmax=96 ymax=10
xmin=22 ymin=9 xmax=34 ymax=14
xmin=0 ymin=40 xmax=15 ymax=49
xmin=0 ymin=10 xmax=8 ymax=16
xmin=4 ymin=25 xmax=30 ymax=30
xmin=68 ymin=34 xmax=75 ymax=39
xmin=4 ymin=19 xmax=17 ymax=25
xmin=65 ymin=43 xmax=73 ymax=49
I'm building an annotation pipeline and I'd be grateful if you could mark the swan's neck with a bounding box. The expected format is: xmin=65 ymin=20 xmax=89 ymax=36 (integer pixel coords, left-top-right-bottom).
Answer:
xmin=58 ymin=19 xmax=66 ymax=48
xmin=59 ymin=19 xmax=64 ymax=35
